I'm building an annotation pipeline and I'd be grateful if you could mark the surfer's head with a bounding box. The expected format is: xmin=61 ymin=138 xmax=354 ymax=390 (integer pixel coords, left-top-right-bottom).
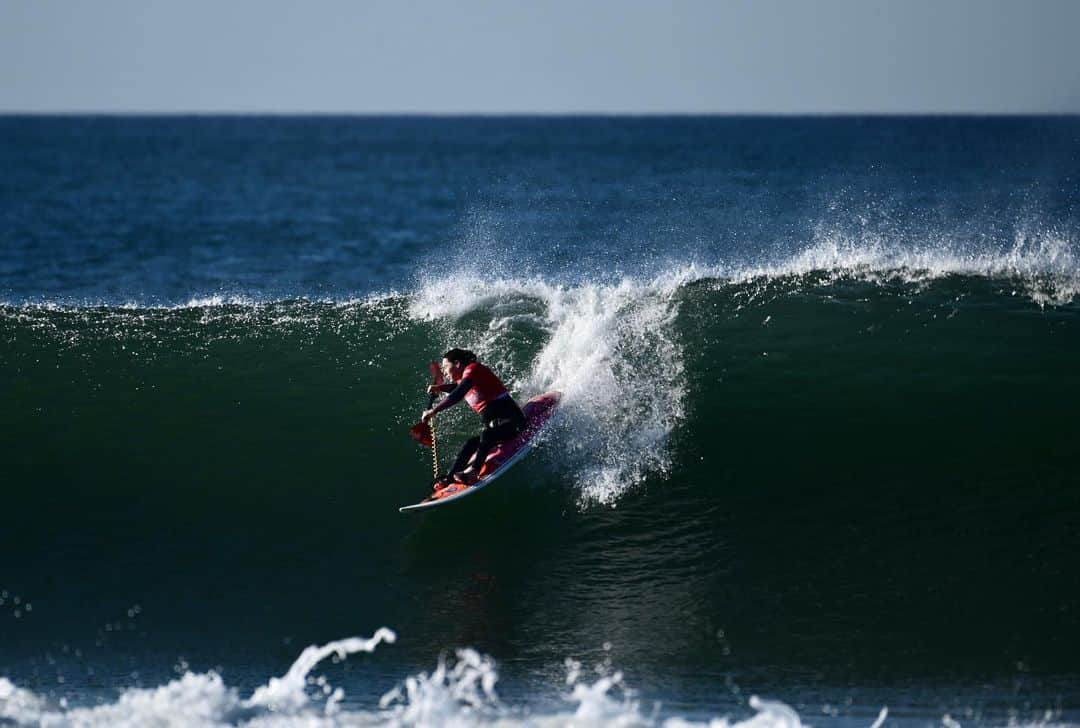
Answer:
xmin=441 ymin=348 xmax=477 ymax=381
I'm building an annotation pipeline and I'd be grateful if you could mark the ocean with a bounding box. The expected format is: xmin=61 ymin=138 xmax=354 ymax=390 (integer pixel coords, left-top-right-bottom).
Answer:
xmin=1 ymin=115 xmax=1078 ymax=726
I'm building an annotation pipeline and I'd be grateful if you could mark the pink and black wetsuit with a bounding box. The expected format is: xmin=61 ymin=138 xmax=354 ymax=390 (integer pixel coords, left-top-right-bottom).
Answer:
xmin=431 ymin=362 xmax=526 ymax=475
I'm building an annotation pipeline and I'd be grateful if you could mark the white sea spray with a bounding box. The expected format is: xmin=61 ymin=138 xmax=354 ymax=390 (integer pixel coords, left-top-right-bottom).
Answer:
xmin=409 ymin=270 xmax=689 ymax=507
xmin=0 ymin=635 xmax=918 ymax=728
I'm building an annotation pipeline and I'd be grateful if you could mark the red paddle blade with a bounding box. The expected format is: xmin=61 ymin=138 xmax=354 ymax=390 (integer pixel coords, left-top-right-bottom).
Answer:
xmin=410 ymin=360 xmax=441 ymax=446
xmin=410 ymin=421 xmax=433 ymax=447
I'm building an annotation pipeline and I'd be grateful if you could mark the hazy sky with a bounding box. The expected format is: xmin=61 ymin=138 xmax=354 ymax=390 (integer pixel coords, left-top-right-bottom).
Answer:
xmin=3 ymin=0 xmax=1079 ymax=113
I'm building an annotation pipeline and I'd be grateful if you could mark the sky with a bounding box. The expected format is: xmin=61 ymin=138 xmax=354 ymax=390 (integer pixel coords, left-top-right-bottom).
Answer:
xmin=2 ymin=0 xmax=1079 ymax=114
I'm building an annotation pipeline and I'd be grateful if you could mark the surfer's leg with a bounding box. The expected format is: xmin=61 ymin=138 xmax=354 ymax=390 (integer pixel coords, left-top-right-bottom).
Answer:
xmin=449 ymin=436 xmax=481 ymax=475
xmin=453 ymin=399 xmax=526 ymax=482
xmin=465 ymin=420 xmax=520 ymax=474
xmin=469 ymin=430 xmax=496 ymax=474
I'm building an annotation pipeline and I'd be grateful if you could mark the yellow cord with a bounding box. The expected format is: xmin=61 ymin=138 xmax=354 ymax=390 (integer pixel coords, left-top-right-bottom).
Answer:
xmin=430 ymin=417 xmax=440 ymax=479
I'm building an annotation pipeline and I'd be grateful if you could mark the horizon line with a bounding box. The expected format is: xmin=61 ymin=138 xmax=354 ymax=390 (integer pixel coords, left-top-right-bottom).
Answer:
xmin=3 ymin=110 xmax=1079 ymax=118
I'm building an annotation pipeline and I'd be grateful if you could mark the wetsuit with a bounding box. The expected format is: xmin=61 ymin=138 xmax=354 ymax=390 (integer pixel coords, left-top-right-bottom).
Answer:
xmin=431 ymin=362 xmax=526 ymax=477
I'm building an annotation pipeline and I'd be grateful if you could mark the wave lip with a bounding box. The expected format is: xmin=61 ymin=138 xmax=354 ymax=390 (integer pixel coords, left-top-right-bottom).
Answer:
xmin=732 ymin=227 xmax=1080 ymax=306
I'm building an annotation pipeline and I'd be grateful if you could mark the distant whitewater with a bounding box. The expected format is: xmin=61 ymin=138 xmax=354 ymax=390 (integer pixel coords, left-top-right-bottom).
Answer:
xmin=0 ymin=628 xmax=895 ymax=727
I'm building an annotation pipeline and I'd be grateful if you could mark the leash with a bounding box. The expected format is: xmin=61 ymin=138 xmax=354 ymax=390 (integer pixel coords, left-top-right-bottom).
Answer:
xmin=429 ymin=415 xmax=440 ymax=479
xmin=426 ymin=360 xmax=443 ymax=479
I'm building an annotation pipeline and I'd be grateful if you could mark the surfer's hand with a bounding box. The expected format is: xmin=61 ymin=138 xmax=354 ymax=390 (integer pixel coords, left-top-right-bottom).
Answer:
xmin=421 ymin=408 xmax=435 ymax=423
xmin=426 ymin=385 xmax=441 ymax=396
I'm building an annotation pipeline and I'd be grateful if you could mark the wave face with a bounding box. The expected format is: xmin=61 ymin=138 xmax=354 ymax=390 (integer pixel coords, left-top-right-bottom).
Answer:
xmin=2 ymin=117 xmax=1080 ymax=720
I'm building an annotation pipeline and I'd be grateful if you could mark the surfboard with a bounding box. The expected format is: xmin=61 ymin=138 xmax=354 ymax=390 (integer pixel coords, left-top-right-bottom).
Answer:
xmin=399 ymin=391 xmax=562 ymax=513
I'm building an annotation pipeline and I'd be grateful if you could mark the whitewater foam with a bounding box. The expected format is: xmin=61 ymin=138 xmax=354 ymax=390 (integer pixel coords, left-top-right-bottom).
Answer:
xmin=0 ymin=630 xmax=396 ymax=727
xmin=4 ymin=633 xmax=1070 ymax=727
xmin=0 ymin=631 xmax=896 ymax=728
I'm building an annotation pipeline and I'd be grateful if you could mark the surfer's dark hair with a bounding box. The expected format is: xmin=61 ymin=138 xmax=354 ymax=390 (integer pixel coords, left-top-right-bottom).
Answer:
xmin=442 ymin=348 xmax=477 ymax=365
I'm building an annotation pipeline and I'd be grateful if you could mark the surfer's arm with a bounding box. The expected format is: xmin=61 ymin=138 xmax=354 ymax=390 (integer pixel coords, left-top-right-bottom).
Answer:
xmin=427 ymin=383 xmax=456 ymax=395
xmin=430 ymin=377 xmax=473 ymax=415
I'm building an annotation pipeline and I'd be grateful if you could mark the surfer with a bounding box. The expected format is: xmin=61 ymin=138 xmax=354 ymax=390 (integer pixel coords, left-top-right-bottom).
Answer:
xmin=421 ymin=348 xmax=526 ymax=488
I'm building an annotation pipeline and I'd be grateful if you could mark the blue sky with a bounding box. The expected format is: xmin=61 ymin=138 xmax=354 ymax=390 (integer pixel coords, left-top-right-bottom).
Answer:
xmin=2 ymin=0 xmax=1078 ymax=113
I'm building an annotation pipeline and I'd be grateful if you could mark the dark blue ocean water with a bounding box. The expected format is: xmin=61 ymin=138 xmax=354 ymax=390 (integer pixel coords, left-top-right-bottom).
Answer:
xmin=5 ymin=116 xmax=1078 ymax=304
xmin=1 ymin=116 xmax=1079 ymax=726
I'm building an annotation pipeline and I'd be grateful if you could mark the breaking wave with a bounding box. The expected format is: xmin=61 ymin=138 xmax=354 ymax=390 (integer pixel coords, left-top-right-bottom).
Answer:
xmin=3 ymin=230 xmax=1079 ymax=509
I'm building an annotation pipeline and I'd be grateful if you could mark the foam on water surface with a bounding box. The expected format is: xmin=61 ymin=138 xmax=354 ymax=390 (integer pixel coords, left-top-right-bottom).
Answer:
xmin=2 ymin=634 xmax=1071 ymax=728
xmin=0 ymin=630 xmax=842 ymax=727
